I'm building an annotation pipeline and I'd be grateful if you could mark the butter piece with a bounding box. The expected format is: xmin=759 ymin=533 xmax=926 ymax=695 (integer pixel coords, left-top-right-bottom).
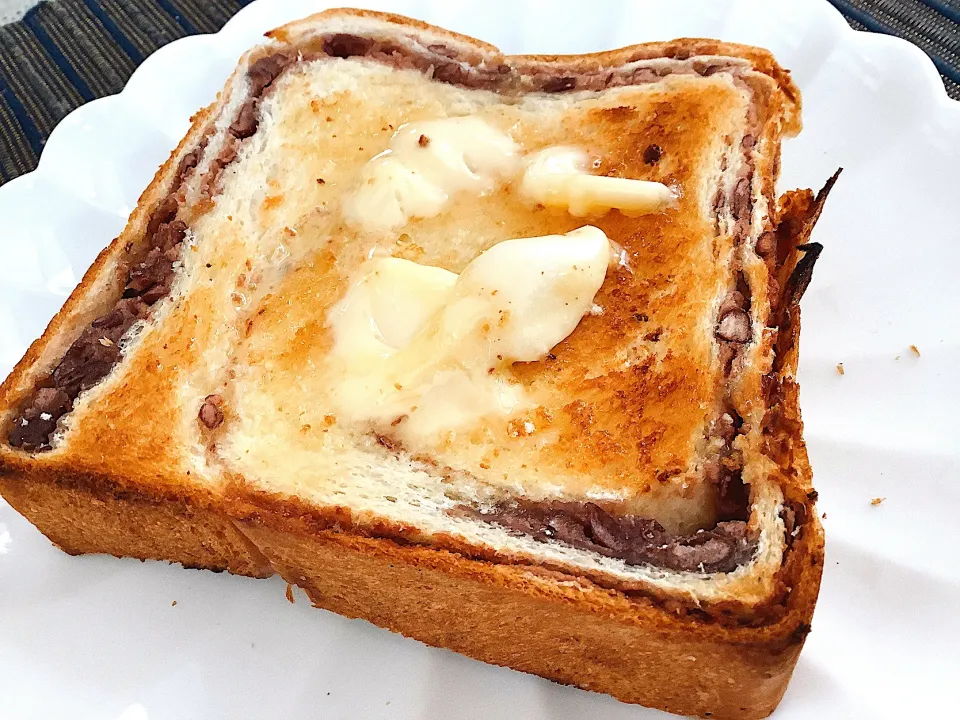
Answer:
xmin=344 ymin=117 xmax=519 ymax=232
xmin=365 ymin=257 xmax=458 ymax=349
xmin=520 ymin=146 xmax=676 ymax=216
xmin=347 ymin=155 xmax=449 ymax=231
xmin=326 ymin=226 xmax=611 ymax=444
xmin=452 ymin=225 xmax=610 ymax=362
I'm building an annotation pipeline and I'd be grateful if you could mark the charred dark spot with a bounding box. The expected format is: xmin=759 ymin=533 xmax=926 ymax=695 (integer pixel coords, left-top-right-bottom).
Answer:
xmin=782 ymin=243 xmax=823 ymax=313
xmin=790 ymin=622 xmax=812 ymax=644
xmin=643 ymin=144 xmax=662 ymax=165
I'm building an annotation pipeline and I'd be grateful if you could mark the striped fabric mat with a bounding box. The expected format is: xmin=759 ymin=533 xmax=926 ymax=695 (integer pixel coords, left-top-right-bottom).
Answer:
xmin=0 ymin=0 xmax=253 ymax=183
xmin=0 ymin=0 xmax=957 ymax=185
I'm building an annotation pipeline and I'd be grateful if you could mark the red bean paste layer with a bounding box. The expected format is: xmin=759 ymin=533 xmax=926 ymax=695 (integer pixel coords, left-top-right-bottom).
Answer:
xmin=463 ymin=501 xmax=755 ymax=573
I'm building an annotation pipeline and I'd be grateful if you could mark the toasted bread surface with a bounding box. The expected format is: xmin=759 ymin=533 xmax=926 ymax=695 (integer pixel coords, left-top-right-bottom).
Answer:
xmin=201 ymin=13 xmax=812 ymax=607
xmin=216 ymin=63 xmax=750 ymax=531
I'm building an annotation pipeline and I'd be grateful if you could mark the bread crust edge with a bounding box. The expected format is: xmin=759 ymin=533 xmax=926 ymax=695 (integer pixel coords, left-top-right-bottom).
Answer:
xmin=0 ymin=467 xmax=272 ymax=576
xmin=229 ymin=487 xmax=822 ymax=720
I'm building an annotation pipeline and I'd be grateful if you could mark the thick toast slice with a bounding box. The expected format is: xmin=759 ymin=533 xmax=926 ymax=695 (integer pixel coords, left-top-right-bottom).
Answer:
xmin=0 ymin=9 xmax=830 ymax=718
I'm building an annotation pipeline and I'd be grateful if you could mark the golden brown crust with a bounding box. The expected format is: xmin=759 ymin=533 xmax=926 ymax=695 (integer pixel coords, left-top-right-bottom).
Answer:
xmin=217 ymin=17 xmax=826 ymax=708
xmin=268 ymin=8 xmax=499 ymax=55
xmin=221 ymin=173 xmax=830 ymax=713
xmin=0 ymin=10 xmax=804 ymax=570
xmin=233 ymin=503 xmax=820 ymax=720
xmin=0 ymin=468 xmax=271 ymax=576
xmin=512 ymin=40 xmax=800 ymax=134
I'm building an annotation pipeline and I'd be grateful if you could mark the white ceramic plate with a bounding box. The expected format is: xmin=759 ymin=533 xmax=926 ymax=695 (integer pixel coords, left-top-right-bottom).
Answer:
xmin=1 ymin=1 xmax=958 ymax=718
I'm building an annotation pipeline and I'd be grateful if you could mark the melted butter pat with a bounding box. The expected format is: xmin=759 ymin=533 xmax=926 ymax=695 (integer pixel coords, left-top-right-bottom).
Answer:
xmin=520 ymin=146 xmax=676 ymax=216
xmin=326 ymin=226 xmax=611 ymax=444
xmin=344 ymin=117 xmax=519 ymax=233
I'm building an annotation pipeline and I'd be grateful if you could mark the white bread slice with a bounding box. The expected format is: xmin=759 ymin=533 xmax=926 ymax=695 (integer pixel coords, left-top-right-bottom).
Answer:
xmin=0 ymin=9 xmax=829 ymax=719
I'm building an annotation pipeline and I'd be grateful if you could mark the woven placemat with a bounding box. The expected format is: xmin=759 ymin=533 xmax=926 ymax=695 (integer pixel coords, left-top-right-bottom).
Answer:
xmin=0 ymin=0 xmax=957 ymax=185
xmin=0 ymin=0 xmax=253 ymax=183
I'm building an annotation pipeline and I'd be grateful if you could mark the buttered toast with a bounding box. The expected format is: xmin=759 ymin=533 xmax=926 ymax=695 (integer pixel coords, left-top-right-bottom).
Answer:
xmin=0 ymin=9 xmax=833 ymax=719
